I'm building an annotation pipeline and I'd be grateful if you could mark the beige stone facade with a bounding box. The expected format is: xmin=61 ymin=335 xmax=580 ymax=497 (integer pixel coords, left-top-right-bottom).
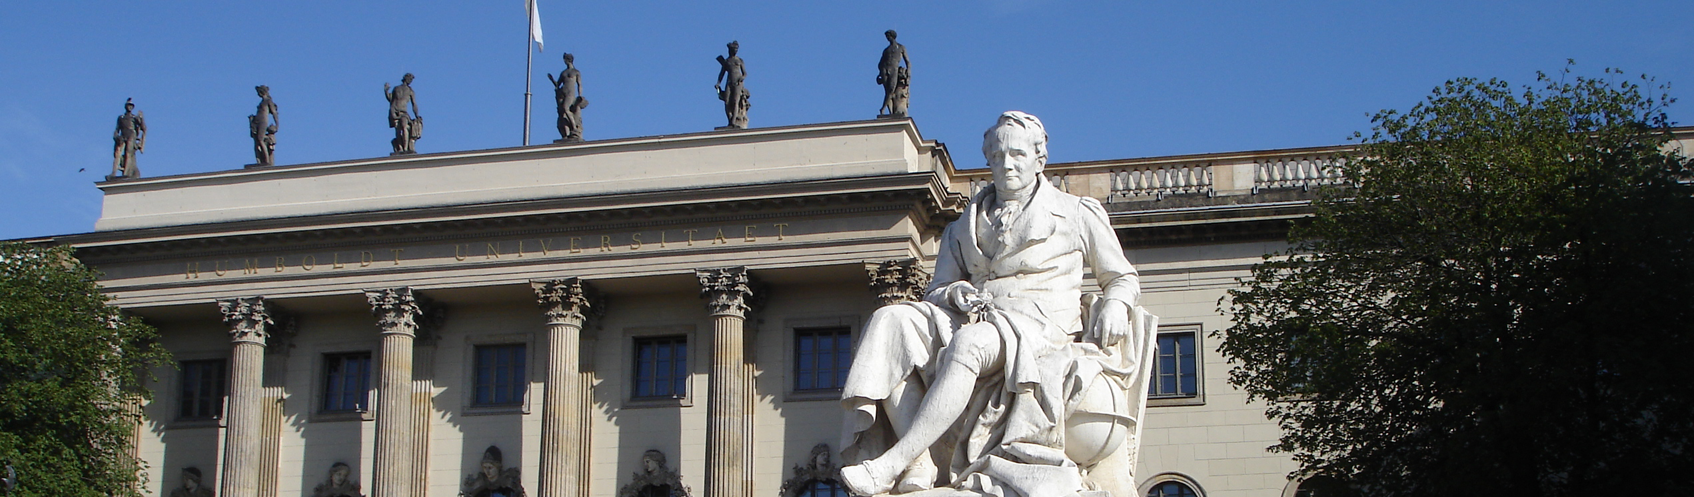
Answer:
xmin=58 ymin=119 xmax=1694 ymax=497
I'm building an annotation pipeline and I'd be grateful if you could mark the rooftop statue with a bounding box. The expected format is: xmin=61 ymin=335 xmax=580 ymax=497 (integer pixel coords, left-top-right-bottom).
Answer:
xmin=877 ymin=30 xmax=911 ymax=118
xmin=839 ymin=112 xmax=1159 ymax=497
xmin=714 ymin=41 xmax=750 ymax=129
xmin=547 ymin=53 xmax=588 ymax=143
xmin=384 ymin=73 xmax=422 ymax=155
xmin=249 ymin=85 xmax=279 ymax=166
xmin=110 ymin=98 xmax=146 ymax=180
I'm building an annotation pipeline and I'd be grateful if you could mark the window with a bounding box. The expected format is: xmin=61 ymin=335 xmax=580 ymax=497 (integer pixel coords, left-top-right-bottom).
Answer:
xmin=1148 ymin=330 xmax=1198 ymax=398
xmin=474 ymin=344 xmax=527 ymax=406
xmin=794 ymin=327 xmax=852 ymax=391
xmin=1147 ymin=481 xmax=1197 ymax=497
xmin=633 ymin=336 xmax=688 ymax=399
xmin=321 ymin=352 xmax=372 ymax=412
xmin=178 ymin=359 xmax=226 ymax=420
xmin=798 ymin=481 xmax=848 ymax=497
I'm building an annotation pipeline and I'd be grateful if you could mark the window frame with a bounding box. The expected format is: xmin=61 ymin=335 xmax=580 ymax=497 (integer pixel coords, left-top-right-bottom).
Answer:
xmin=781 ymin=315 xmax=859 ymax=402
xmin=175 ymin=357 xmax=228 ymax=424
xmin=1138 ymin=472 xmax=1206 ymax=497
xmin=460 ymin=332 xmax=536 ymax=415
xmin=620 ymin=324 xmax=697 ymax=409
xmin=1146 ymin=323 xmax=1206 ymax=407
xmin=319 ymin=351 xmax=375 ymax=415
xmin=630 ymin=335 xmax=691 ymax=401
xmin=791 ymin=326 xmax=853 ymax=393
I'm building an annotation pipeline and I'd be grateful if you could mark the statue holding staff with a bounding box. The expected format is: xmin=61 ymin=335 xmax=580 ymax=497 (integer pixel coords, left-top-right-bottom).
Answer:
xmin=546 ymin=53 xmax=588 ymax=143
xmin=714 ymin=41 xmax=750 ymax=129
xmin=110 ymin=98 xmax=146 ymax=179
xmin=384 ymin=73 xmax=422 ymax=155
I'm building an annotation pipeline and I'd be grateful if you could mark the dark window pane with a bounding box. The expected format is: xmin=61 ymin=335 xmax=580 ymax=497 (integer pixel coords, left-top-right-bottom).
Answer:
xmin=634 ymin=336 xmax=689 ymax=399
xmin=178 ymin=359 xmax=226 ymax=420
xmin=1150 ymin=331 xmax=1200 ymax=398
xmin=473 ymin=344 xmax=526 ymax=406
xmin=794 ymin=327 xmax=852 ymax=391
xmin=1147 ymin=482 xmax=1197 ymax=497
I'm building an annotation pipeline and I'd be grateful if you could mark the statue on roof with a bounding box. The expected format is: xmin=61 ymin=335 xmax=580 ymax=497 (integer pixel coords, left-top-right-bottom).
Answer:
xmin=714 ymin=41 xmax=750 ymax=129
xmin=547 ymin=53 xmax=588 ymax=143
xmin=877 ymin=30 xmax=911 ymax=118
xmin=110 ymin=98 xmax=146 ymax=180
xmin=384 ymin=73 xmax=422 ymax=155
xmin=249 ymin=85 xmax=279 ymax=166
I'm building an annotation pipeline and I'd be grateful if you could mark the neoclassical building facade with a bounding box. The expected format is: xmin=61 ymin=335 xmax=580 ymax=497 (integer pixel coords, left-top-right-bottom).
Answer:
xmin=53 ymin=119 xmax=1692 ymax=497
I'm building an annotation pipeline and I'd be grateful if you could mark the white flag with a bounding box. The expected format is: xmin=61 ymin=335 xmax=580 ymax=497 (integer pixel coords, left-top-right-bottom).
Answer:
xmin=527 ymin=0 xmax=544 ymax=52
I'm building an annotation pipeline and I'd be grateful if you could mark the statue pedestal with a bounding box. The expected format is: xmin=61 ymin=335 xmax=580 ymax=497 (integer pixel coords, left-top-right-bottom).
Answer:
xmin=714 ymin=125 xmax=745 ymax=131
xmin=552 ymin=137 xmax=583 ymax=144
xmin=876 ymin=113 xmax=907 ymax=119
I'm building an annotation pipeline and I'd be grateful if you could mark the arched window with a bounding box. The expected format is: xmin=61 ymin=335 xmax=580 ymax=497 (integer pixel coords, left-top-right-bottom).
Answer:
xmin=796 ymin=480 xmax=847 ymax=497
xmin=1147 ymin=481 xmax=1198 ymax=497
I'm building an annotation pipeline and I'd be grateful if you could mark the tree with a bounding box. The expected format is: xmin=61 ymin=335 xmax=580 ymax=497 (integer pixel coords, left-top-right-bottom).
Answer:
xmin=0 ymin=242 xmax=168 ymax=497
xmin=1220 ymin=67 xmax=1694 ymax=496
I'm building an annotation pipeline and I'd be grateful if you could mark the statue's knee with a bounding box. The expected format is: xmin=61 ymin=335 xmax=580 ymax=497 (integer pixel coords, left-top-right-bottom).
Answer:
xmin=870 ymin=305 xmax=924 ymax=328
xmin=945 ymin=326 xmax=1000 ymax=371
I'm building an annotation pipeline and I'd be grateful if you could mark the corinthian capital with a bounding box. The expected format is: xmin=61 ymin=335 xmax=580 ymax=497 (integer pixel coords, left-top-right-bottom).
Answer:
xmin=866 ymin=259 xmax=931 ymax=306
xmin=218 ymin=296 xmax=275 ymax=345
xmin=696 ymin=266 xmax=761 ymax=318
xmin=532 ymin=277 xmax=604 ymax=326
xmin=365 ymin=287 xmax=425 ymax=336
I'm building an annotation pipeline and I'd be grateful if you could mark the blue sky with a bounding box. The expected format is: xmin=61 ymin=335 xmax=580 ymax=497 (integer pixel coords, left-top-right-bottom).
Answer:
xmin=3 ymin=1 xmax=1691 ymax=239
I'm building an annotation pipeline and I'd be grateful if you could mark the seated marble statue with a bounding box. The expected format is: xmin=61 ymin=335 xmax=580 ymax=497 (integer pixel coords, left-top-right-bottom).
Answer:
xmin=840 ymin=111 xmax=1152 ymax=497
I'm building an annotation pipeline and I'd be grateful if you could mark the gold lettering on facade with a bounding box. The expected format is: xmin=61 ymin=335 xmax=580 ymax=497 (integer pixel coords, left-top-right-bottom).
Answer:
xmin=243 ymin=259 xmax=259 ymax=275
xmin=713 ymin=228 xmax=728 ymax=245
xmin=569 ymin=237 xmax=582 ymax=253
xmin=275 ymin=257 xmax=286 ymax=273
xmin=214 ymin=261 xmax=228 ymax=277
xmin=455 ymin=244 xmax=468 ymax=261
xmin=301 ymin=255 xmax=316 ymax=271
xmin=630 ymin=233 xmax=642 ymax=250
xmin=517 ymin=240 xmax=524 ymax=257
xmin=538 ymin=239 xmax=554 ymax=255
xmin=332 ymin=253 xmax=346 ymax=269
xmin=660 ymin=231 xmax=667 ymax=248
xmin=360 ymin=251 xmax=374 ymax=268
xmin=600 ymin=235 xmax=612 ymax=252
xmin=745 ymin=225 xmax=757 ymax=242
xmin=486 ymin=242 xmax=501 ymax=259
xmin=390 ymin=248 xmax=403 ymax=265
xmin=684 ymin=229 xmax=698 ymax=246
xmin=185 ymin=262 xmax=199 ymax=279
xmin=774 ymin=223 xmax=789 ymax=240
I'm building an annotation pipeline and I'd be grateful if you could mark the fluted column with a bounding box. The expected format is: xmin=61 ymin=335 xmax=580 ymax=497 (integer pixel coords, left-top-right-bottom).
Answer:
xmin=367 ymin=288 xmax=425 ymax=497
xmin=533 ymin=278 xmax=602 ymax=497
xmin=697 ymin=267 xmax=758 ymax=497
xmin=216 ymin=297 xmax=275 ymax=497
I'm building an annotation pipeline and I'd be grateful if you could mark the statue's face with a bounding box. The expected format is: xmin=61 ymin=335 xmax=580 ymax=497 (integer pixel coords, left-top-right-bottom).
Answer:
xmin=331 ymin=467 xmax=348 ymax=486
xmin=482 ymin=461 xmax=499 ymax=481
xmin=813 ymin=451 xmax=829 ymax=469
xmin=182 ymin=475 xmax=198 ymax=491
xmin=986 ymin=127 xmax=1045 ymax=195
xmin=643 ymin=456 xmax=658 ymax=473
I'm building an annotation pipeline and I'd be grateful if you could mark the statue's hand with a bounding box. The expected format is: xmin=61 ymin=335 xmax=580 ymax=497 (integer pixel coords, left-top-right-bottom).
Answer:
xmin=944 ymin=281 xmax=984 ymax=313
xmin=1090 ymin=298 xmax=1131 ymax=348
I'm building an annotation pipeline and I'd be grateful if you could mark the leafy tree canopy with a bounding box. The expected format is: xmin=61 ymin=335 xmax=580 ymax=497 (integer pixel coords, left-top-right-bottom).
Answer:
xmin=0 ymin=242 xmax=168 ymax=497
xmin=1220 ymin=67 xmax=1694 ymax=496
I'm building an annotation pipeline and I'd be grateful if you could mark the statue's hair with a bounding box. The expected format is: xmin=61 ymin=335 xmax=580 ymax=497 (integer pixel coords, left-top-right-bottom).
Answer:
xmin=642 ymin=449 xmax=667 ymax=469
xmin=982 ymin=111 xmax=1048 ymax=161
xmin=885 ymin=29 xmax=897 ymax=38
xmin=402 ymin=73 xmax=415 ymax=82
xmin=808 ymin=443 xmax=832 ymax=468
xmin=482 ymin=446 xmax=503 ymax=464
xmin=329 ymin=462 xmax=351 ymax=473
xmin=125 ymin=98 xmax=135 ymax=107
xmin=727 ymin=40 xmax=739 ymax=50
xmin=183 ymin=467 xmax=203 ymax=482
xmin=256 ymin=85 xmax=269 ymax=93
xmin=563 ymin=53 xmax=574 ymax=63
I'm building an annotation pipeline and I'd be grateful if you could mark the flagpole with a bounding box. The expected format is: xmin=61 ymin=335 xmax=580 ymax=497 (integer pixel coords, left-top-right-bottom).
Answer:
xmin=523 ymin=1 xmax=534 ymax=146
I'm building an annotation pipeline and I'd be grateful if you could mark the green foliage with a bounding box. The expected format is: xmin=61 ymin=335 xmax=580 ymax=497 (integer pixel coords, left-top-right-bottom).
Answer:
xmin=0 ymin=242 xmax=168 ymax=497
xmin=1220 ymin=67 xmax=1694 ymax=496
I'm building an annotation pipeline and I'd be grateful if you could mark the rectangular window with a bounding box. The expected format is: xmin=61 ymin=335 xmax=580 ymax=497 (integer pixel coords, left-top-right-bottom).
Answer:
xmin=178 ymin=359 xmax=226 ymax=420
xmin=1149 ymin=331 xmax=1199 ymax=398
xmin=474 ymin=344 xmax=527 ymax=406
xmin=794 ymin=327 xmax=852 ymax=391
xmin=321 ymin=352 xmax=372 ymax=412
xmin=633 ymin=336 xmax=688 ymax=399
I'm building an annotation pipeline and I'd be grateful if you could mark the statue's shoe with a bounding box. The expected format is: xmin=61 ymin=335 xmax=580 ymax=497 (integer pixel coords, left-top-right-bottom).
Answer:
xmin=894 ymin=454 xmax=937 ymax=494
xmin=840 ymin=460 xmax=897 ymax=496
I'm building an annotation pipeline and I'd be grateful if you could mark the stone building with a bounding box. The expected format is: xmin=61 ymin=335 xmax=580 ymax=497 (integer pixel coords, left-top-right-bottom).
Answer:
xmin=49 ymin=119 xmax=1694 ymax=497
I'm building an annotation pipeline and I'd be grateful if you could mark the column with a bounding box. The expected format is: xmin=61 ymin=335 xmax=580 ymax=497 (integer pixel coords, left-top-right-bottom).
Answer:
xmin=216 ymin=297 xmax=275 ymax=497
xmin=533 ymin=278 xmax=602 ymax=497
xmin=696 ymin=267 xmax=758 ymax=497
xmin=367 ymin=288 xmax=425 ymax=497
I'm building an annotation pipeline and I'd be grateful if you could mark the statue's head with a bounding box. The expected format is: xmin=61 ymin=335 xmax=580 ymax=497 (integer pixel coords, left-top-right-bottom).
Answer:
xmin=402 ymin=73 xmax=415 ymax=84
xmin=982 ymin=111 xmax=1049 ymax=196
xmin=727 ymin=41 xmax=739 ymax=54
xmin=642 ymin=450 xmax=666 ymax=474
xmin=124 ymin=98 xmax=135 ymax=111
xmin=256 ymin=85 xmax=269 ymax=97
xmin=563 ymin=53 xmax=574 ymax=64
xmin=808 ymin=443 xmax=832 ymax=470
xmin=181 ymin=467 xmax=203 ymax=491
xmin=480 ymin=446 xmax=503 ymax=481
xmin=885 ymin=29 xmax=897 ymax=41
xmin=329 ymin=462 xmax=351 ymax=486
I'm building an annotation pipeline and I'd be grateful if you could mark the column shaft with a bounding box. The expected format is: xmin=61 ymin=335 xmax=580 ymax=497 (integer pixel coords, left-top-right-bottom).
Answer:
xmin=707 ymin=313 xmax=747 ymax=497
xmin=539 ymin=319 xmax=584 ymax=497
xmin=373 ymin=331 xmax=416 ymax=497
xmin=219 ymin=340 xmax=265 ymax=497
